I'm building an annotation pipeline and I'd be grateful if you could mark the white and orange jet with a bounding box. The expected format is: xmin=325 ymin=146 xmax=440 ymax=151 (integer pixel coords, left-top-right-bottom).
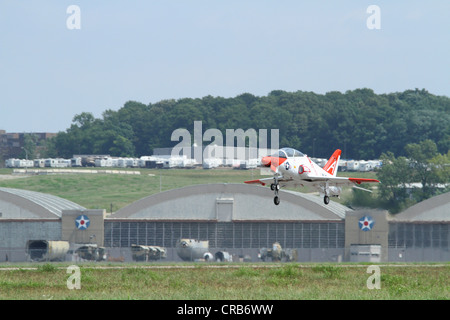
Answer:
xmin=245 ymin=147 xmax=380 ymax=205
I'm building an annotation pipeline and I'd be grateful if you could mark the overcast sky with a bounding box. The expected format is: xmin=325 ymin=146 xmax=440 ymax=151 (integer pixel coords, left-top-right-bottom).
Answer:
xmin=1 ymin=1 xmax=449 ymax=133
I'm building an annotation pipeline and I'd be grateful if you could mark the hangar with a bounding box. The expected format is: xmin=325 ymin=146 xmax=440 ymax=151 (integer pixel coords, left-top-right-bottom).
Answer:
xmin=104 ymin=186 xmax=450 ymax=262
xmin=106 ymin=184 xmax=351 ymax=262
xmin=0 ymin=187 xmax=83 ymax=261
xmin=0 ymin=183 xmax=448 ymax=262
xmin=388 ymin=191 xmax=450 ymax=261
xmin=0 ymin=187 xmax=105 ymax=262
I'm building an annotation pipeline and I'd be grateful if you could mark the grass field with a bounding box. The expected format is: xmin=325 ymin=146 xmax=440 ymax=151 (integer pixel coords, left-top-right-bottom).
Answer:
xmin=0 ymin=168 xmax=265 ymax=210
xmin=0 ymin=168 xmax=378 ymax=210
xmin=0 ymin=263 xmax=448 ymax=300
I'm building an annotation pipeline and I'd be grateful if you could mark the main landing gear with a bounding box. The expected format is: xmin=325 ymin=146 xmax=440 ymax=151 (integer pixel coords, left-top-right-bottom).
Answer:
xmin=323 ymin=181 xmax=332 ymax=205
xmin=271 ymin=178 xmax=280 ymax=205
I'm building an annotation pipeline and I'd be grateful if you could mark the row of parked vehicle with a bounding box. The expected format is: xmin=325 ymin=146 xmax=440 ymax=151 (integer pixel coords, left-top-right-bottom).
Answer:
xmin=5 ymin=156 xmax=382 ymax=171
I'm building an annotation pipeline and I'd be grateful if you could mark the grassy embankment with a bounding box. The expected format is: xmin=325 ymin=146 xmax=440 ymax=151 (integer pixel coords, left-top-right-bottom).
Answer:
xmin=0 ymin=168 xmax=378 ymax=210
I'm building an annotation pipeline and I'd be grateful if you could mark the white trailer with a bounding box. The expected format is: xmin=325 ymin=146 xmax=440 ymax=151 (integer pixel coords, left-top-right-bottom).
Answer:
xmin=71 ymin=157 xmax=82 ymax=167
xmin=116 ymin=158 xmax=127 ymax=168
xmin=95 ymin=157 xmax=113 ymax=167
xmin=44 ymin=158 xmax=71 ymax=168
xmin=203 ymin=158 xmax=222 ymax=169
xmin=5 ymin=159 xmax=15 ymax=168
xmin=125 ymin=158 xmax=139 ymax=167
xmin=163 ymin=158 xmax=180 ymax=168
xmin=5 ymin=159 xmax=34 ymax=168
xmin=347 ymin=160 xmax=360 ymax=171
xmin=237 ymin=159 xmax=258 ymax=169
xmin=34 ymin=159 xmax=46 ymax=168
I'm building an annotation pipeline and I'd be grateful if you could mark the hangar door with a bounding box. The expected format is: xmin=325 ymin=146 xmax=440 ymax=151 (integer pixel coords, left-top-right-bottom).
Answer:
xmin=216 ymin=198 xmax=234 ymax=222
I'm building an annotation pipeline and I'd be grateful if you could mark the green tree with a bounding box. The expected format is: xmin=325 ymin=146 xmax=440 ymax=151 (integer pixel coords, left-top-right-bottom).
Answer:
xmin=405 ymin=140 xmax=440 ymax=201
xmin=376 ymin=142 xmax=449 ymax=213
xmin=72 ymin=112 xmax=95 ymax=128
xmin=429 ymin=151 xmax=450 ymax=190
xmin=20 ymin=134 xmax=38 ymax=160
xmin=110 ymin=135 xmax=135 ymax=157
xmin=50 ymin=89 xmax=450 ymax=160
xmin=376 ymin=152 xmax=414 ymax=213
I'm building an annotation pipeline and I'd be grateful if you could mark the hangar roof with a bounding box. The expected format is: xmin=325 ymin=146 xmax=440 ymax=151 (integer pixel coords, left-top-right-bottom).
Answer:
xmin=392 ymin=191 xmax=450 ymax=222
xmin=110 ymin=183 xmax=351 ymax=222
xmin=0 ymin=187 xmax=85 ymax=219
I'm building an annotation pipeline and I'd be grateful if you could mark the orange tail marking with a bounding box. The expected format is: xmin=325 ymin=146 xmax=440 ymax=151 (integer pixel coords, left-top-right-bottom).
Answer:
xmin=323 ymin=149 xmax=341 ymax=176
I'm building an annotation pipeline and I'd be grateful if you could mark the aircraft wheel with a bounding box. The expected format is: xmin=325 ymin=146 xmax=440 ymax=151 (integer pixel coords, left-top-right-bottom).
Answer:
xmin=274 ymin=196 xmax=280 ymax=205
xmin=271 ymin=183 xmax=275 ymax=191
xmin=324 ymin=196 xmax=330 ymax=205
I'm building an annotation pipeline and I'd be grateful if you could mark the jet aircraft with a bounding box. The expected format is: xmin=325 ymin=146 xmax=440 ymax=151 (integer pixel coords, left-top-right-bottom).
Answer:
xmin=245 ymin=147 xmax=380 ymax=205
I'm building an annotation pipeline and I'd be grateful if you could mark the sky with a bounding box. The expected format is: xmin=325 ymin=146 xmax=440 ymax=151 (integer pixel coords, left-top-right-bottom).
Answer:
xmin=1 ymin=1 xmax=449 ymax=133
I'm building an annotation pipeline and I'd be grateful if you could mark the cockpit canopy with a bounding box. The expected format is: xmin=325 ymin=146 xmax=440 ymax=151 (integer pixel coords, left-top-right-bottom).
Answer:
xmin=272 ymin=148 xmax=305 ymax=158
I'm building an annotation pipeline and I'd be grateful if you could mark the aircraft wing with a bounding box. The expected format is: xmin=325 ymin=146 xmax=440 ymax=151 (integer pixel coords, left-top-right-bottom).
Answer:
xmin=304 ymin=176 xmax=380 ymax=187
xmin=244 ymin=176 xmax=295 ymax=187
xmin=244 ymin=178 xmax=273 ymax=186
xmin=347 ymin=177 xmax=380 ymax=184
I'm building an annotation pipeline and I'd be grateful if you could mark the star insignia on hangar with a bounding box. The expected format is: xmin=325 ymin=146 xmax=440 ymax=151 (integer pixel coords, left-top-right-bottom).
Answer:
xmin=358 ymin=216 xmax=374 ymax=231
xmin=75 ymin=215 xmax=90 ymax=230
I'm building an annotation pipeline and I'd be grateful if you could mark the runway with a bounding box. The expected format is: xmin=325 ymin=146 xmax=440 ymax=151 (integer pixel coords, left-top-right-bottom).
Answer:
xmin=0 ymin=263 xmax=448 ymax=271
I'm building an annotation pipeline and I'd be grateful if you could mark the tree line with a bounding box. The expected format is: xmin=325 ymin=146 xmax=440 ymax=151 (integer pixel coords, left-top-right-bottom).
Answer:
xmin=350 ymin=139 xmax=450 ymax=213
xmin=48 ymin=88 xmax=449 ymax=160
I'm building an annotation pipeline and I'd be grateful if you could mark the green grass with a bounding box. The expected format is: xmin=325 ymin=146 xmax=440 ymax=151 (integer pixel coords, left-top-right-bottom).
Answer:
xmin=0 ymin=263 xmax=448 ymax=300
xmin=0 ymin=168 xmax=378 ymax=210
xmin=0 ymin=168 xmax=264 ymax=210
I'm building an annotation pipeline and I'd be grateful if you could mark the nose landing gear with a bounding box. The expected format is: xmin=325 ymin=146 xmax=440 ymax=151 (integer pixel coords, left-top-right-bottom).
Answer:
xmin=274 ymin=195 xmax=280 ymax=205
xmin=271 ymin=178 xmax=281 ymax=205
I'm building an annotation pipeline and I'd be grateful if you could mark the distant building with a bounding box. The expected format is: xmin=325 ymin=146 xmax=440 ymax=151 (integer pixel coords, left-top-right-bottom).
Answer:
xmin=0 ymin=130 xmax=56 ymax=166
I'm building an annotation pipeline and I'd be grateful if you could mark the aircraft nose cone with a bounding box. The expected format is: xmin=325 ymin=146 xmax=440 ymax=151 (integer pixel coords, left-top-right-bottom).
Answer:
xmin=261 ymin=156 xmax=272 ymax=166
xmin=261 ymin=156 xmax=287 ymax=172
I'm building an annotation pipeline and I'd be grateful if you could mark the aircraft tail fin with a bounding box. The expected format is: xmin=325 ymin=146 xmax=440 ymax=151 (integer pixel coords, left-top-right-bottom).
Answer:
xmin=323 ymin=149 xmax=341 ymax=176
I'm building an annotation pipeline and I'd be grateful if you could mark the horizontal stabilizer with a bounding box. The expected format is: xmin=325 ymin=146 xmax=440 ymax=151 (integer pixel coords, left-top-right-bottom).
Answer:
xmin=353 ymin=185 xmax=373 ymax=193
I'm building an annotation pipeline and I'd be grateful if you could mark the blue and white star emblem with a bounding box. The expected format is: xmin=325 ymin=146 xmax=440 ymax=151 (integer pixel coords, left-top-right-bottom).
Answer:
xmin=359 ymin=216 xmax=374 ymax=231
xmin=75 ymin=215 xmax=90 ymax=230
xmin=285 ymin=161 xmax=291 ymax=170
